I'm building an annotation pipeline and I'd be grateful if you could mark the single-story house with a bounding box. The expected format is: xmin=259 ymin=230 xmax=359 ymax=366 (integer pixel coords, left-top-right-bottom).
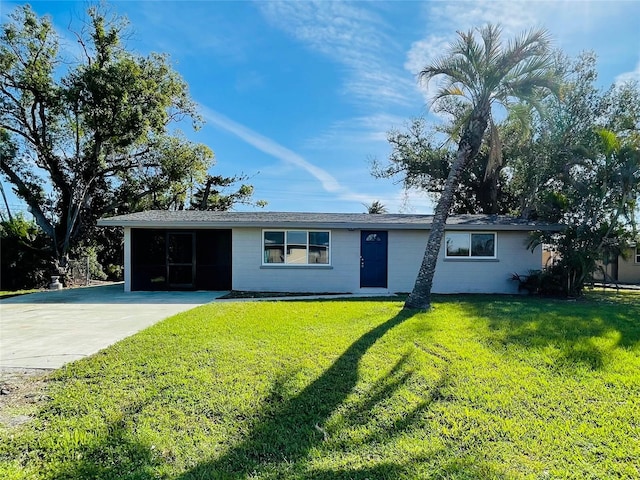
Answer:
xmin=97 ymin=211 xmax=561 ymax=294
xmin=594 ymin=244 xmax=640 ymax=285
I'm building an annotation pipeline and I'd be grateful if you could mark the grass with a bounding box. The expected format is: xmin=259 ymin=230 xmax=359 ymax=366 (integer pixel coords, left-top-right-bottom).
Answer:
xmin=218 ymin=290 xmax=351 ymax=299
xmin=0 ymin=289 xmax=39 ymax=299
xmin=1 ymin=292 xmax=639 ymax=479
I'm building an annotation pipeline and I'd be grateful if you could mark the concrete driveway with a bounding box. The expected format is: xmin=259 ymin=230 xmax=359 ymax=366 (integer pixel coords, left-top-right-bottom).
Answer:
xmin=0 ymin=284 xmax=226 ymax=370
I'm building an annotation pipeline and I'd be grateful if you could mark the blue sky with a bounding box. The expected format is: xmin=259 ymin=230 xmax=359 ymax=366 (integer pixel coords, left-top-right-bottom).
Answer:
xmin=2 ymin=0 xmax=639 ymax=214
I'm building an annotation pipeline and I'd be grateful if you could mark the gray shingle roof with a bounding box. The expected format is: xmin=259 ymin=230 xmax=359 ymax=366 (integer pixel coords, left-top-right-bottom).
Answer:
xmin=98 ymin=210 xmax=561 ymax=231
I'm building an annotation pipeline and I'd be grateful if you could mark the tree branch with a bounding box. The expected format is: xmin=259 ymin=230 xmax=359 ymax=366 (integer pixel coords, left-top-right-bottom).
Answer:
xmin=0 ymin=162 xmax=55 ymax=239
xmin=101 ymin=188 xmax=157 ymax=214
xmin=0 ymin=123 xmax=36 ymax=145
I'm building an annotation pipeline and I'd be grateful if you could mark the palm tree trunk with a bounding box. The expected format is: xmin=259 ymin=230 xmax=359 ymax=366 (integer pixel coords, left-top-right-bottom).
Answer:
xmin=487 ymin=168 xmax=501 ymax=214
xmin=403 ymin=145 xmax=472 ymax=309
xmin=404 ymin=105 xmax=490 ymax=310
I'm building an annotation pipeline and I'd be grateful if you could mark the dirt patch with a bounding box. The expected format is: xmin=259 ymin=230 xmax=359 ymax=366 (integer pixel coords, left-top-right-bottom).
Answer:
xmin=0 ymin=368 xmax=53 ymax=429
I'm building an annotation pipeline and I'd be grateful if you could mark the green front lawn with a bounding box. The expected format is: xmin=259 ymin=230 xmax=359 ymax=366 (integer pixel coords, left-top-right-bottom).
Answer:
xmin=1 ymin=293 xmax=639 ymax=479
xmin=0 ymin=289 xmax=39 ymax=299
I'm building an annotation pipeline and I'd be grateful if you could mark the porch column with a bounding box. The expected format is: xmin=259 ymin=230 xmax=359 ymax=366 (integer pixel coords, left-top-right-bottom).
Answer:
xmin=124 ymin=227 xmax=131 ymax=292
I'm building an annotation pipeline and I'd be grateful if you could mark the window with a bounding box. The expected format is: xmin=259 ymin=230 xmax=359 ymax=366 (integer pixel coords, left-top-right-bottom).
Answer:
xmin=263 ymin=230 xmax=330 ymax=265
xmin=445 ymin=232 xmax=496 ymax=258
xmin=636 ymin=246 xmax=640 ymax=264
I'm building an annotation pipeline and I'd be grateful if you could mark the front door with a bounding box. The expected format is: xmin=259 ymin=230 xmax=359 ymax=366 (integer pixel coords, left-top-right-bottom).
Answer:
xmin=360 ymin=231 xmax=388 ymax=288
xmin=167 ymin=232 xmax=195 ymax=289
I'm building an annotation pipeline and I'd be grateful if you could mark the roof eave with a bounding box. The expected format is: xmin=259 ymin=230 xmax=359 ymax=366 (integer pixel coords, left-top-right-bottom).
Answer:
xmin=97 ymin=218 xmax=563 ymax=232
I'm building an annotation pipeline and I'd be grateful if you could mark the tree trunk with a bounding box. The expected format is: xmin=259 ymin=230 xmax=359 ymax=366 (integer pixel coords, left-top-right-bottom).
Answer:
xmin=486 ymin=167 xmax=501 ymax=214
xmin=403 ymin=144 xmax=472 ymax=309
xmin=404 ymin=104 xmax=490 ymax=310
xmin=198 ymin=176 xmax=213 ymax=210
xmin=0 ymin=182 xmax=13 ymax=222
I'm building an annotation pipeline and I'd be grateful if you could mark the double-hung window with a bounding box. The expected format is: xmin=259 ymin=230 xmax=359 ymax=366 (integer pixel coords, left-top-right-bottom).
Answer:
xmin=263 ymin=230 xmax=330 ymax=265
xmin=635 ymin=246 xmax=640 ymax=264
xmin=445 ymin=232 xmax=496 ymax=259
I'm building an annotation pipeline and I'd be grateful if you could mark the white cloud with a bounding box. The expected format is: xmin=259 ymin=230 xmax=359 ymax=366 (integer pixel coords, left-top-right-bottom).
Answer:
xmin=406 ymin=0 xmax=640 ymax=99
xmin=199 ymin=105 xmax=374 ymax=204
xmin=404 ymin=36 xmax=449 ymax=77
xmin=615 ymin=58 xmax=640 ymax=85
xmin=304 ymin=113 xmax=407 ymax=149
xmin=134 ymin=2 xmax=248 ymax=61
xmin=257 ymin=0 xmax=416 ymax=107
xmin=429 ymin=1 xmax=543 ymax=36
xmin=404 ymin=35 xmax=452 ymax=106
xmin=405 ymin=1 xmax=552 ymax=103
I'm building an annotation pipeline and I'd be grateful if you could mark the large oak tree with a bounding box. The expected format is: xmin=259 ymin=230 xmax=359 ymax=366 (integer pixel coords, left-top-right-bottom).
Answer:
xmin=0 ymin=5 xmax=249 ymax=275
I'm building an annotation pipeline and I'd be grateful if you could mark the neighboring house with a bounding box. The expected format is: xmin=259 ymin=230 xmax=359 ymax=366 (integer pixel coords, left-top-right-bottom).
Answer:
xmin=595 ymin=244 xmax=640 ymax=285
xmin=97 ymin=211 xmax=560 ymax=294
xmin=619 ymin=245 xmax=640 ymax=284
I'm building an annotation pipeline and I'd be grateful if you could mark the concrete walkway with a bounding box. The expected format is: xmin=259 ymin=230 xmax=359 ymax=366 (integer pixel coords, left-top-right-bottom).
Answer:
xmin=0 ymin=284 xmax=225 ymax=370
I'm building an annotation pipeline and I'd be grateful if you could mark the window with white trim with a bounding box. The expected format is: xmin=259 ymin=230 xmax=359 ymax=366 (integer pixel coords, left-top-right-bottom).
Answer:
xmin=445 ymin=232 xmax=496 ymax=258
xmin=263 ymin=230 xmax=330 ymax=265
xmin=635 ymin=246 xmax=640 ymax=264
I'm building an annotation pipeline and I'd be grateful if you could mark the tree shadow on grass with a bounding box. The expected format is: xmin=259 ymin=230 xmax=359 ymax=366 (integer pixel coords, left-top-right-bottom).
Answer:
xmin=465 ymin=296 xmax=640 ymax=371
xmin=172 ymin=305 xmax=511 ymax=480
xmin=43 ymin=308 xmax=419 ymax=479
xmin=173 ymin=309 xmax=422 ymax=479
xmin=34 ymin=300 xmax=524 ymax=479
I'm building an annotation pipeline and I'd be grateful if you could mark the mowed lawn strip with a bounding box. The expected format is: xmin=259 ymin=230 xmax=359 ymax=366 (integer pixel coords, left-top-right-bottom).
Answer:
xmin=1 ymin=293 xmax=639 ymax=479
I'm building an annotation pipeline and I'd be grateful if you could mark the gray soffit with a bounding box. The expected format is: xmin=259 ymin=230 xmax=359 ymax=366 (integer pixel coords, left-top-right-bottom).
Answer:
xmin=97 ymin=211 xmax=563 ymax=232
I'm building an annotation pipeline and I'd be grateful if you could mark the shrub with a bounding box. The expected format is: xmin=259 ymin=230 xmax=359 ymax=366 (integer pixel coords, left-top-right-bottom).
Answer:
xmin=0 ymin=214 xmax=51 ymax=290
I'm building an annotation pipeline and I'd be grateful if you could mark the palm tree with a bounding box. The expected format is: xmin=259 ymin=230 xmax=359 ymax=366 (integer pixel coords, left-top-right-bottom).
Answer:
xmin=404 ymin=24 xmax=558 ymax=310
xmin=364 ymin=200 xmax=388 ymax=214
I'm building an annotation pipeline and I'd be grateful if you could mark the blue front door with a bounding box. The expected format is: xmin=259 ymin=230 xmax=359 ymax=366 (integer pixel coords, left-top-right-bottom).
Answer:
xmin=360 ymin=231 xmax=388 ymax=288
